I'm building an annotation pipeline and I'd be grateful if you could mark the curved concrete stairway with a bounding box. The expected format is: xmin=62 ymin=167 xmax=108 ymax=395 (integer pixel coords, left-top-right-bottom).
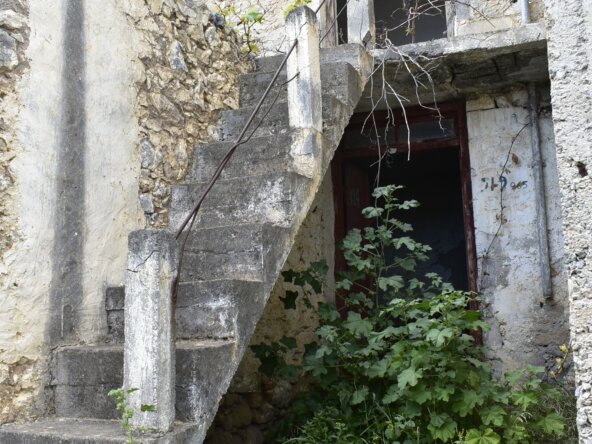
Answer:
xmin=0 ymin=44 xmax=371 ymax=443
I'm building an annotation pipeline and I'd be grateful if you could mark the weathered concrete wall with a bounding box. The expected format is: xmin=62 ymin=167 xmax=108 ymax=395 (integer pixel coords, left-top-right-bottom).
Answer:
xmin=467 ymin=86 xmax=569 ymax=374
xmin=127 ymin=0 xmax=252 ymax=228
xmin=207 ymin=173 xmax=335 ymax=443
xmin=453 ymin=0 xmax=545 ymax=36
xmin=543 ymin=0 xmax=592 ymax=440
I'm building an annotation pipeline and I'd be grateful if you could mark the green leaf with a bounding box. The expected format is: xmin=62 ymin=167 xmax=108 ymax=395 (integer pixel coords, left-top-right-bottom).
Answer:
xmin=366 ymin=359 xmax=389 ymax=379
xmin=398 ymin=367 xmax=421 ymax=389
xmin=511 ymin=391 xmax=537 ymax=410
xmin=344 ymin=312 xmax=372 ymax=337
xmin=426 ymin=327 xmax=454 ymax=347
xmin=351 ymin=386 xmax=369 ymax=405
xmin=140 ymin=404 xmax=156 ymax=413
xmin=281 ymin=290 xmax=299 ymax=310
xmin=382 ymin=385 xmax=400 ymax=404
xmin=453 ymin=390 xmax=484 ymax=417
xmin=480 ymin=405 xmax=506 ymax=427
xmin=434 ymin=385 xmax=455 ymax=402
xmin=428 ymin=413 xmax=457 ymax=442
xmin=536 ymin=412 xmax=565 ymax=436
xmin=465 ymin=428 xmax=501 ymax=444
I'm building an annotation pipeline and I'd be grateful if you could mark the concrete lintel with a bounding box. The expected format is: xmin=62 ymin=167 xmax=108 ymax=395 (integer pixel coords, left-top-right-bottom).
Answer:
xmin=286 ymin=6 xmax=322 ymax=134
xmin=124 ymin=229 xmax=177 ymax=432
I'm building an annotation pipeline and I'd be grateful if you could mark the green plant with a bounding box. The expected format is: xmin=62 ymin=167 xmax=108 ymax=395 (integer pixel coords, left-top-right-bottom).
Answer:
xmin=215 ymin=2 xmax=264 ymax=54
xmin=284 ymin=0 xmax=313 ymax=18
xmin=108 ymin=387 xmax=156 ymax=444
xmin=261 ymin=185 xmax=570 ymax=443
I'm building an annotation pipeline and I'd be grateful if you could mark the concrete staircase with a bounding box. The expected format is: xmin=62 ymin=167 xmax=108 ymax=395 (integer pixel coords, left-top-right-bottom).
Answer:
xmin=0 ymin=44 xmax=371 ymax=443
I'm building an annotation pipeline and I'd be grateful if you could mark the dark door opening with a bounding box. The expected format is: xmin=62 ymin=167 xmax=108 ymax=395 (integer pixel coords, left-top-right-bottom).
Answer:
xmin=332 ymin=103 xmax=477 ymax=297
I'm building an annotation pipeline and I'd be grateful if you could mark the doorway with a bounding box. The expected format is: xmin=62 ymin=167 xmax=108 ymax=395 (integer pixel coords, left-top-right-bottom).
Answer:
xmin=332 ymin=103 xmax=477 ymax=295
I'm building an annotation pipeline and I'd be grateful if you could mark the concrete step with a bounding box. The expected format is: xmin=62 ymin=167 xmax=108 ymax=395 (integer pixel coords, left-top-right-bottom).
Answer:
xmin=240 ymin=61 xmax=361 ymax=108
xmin=0 ymin=417 xmax=198 ymax=443
xmin=177 ymin=224 xmax=266 ymax=283
xmin=105 ymin=280 xmax=264 ymax=342
xmin=190 ymin=132 xmax=294 ymax=183
xmin=170 ymin=172 xmax=311 ymax=230
xmin=214 ymin=94 xmax=347 ymax=142
xmin=52 ymin=340 xmax=236 ymax=423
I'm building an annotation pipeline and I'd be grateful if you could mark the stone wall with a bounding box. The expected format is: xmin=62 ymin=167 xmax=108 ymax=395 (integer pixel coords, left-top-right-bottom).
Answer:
xmin=543 ymin=0 xmax=592 ymax=440
xmin=206 ymin=173 xmax=335 ymax=443
xmin=125 ymin=0 xmax=252 ymax=228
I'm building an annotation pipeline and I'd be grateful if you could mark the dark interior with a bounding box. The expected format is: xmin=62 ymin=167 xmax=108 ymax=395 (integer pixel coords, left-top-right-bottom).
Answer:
xmin=342 ymin=147 xmax=469 ymax=291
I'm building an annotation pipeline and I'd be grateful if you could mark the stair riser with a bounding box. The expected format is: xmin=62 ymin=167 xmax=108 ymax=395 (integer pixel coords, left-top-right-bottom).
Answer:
xmin=215 ymin=96 xmax=345 ymax=142
xmin=106 ymin=281 xmax=265 ymax=342
xmin=190 ymin=133 xmax=294 ymax=183
xmin=54 ymin=343 xmax=236 ymax=422
xmin=170 ymin=173 xmax=310 ymax=231
xmin=240 ymin=62 xmax=360 ymax=108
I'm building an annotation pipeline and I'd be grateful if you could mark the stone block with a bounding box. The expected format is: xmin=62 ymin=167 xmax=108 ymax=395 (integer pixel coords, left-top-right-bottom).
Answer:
xmin=0 ymin=28 xmax=17 ymax=71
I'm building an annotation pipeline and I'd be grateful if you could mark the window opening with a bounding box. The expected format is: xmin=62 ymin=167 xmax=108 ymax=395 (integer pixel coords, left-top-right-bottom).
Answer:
xmin=374 ymin=0 xmax=447 ymax=45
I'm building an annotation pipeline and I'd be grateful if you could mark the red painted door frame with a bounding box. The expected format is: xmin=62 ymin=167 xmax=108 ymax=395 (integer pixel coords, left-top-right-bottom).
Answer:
xmin=331 ymin=102 xmax=478 ymax=305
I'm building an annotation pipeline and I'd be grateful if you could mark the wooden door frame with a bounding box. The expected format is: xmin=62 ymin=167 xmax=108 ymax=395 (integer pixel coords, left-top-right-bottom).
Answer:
xmin=332 ymin=102 xmax=478 ymax=299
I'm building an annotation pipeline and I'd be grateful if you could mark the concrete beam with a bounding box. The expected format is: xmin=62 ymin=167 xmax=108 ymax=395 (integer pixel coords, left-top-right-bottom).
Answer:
xmin=124 ymin=229 xmax=177 ymax=432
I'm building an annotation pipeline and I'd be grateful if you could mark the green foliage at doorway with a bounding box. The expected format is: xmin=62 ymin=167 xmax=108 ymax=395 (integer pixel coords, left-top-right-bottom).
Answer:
xmin=255 ymin=185 xmax=571 ymax=443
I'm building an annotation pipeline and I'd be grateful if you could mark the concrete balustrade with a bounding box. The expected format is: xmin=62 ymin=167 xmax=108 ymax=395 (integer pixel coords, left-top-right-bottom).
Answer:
xmin=123 ymin=229 xmax=177 ymax=432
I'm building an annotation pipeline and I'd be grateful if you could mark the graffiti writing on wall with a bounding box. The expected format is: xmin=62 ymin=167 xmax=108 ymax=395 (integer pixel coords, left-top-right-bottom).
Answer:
xmin=481 ymin=176 xmax=528 ymax=192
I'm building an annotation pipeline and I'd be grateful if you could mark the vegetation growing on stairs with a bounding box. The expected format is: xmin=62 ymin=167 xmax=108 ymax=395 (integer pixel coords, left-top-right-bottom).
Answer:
xmin=252 ymin=185 xmax=575 ymax=443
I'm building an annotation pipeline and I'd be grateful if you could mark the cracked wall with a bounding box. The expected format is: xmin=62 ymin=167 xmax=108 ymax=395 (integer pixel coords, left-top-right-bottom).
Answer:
xmin=467 ymin=87 xmax=569 ymax=375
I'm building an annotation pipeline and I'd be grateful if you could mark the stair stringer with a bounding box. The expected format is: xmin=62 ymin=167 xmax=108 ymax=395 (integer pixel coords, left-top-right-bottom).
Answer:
xmin=181 ymin=47 xmax=373 ymax=443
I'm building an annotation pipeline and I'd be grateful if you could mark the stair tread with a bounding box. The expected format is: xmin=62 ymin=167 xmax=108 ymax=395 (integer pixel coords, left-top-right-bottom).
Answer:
xmin=58 ymin=339 xmax=236 ymax=353
xmin=0 ymin=417 xmax=197 ymax=443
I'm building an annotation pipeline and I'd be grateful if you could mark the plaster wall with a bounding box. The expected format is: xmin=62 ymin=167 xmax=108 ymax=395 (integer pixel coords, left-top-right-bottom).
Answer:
xmin=543 ymin=0 xmax=592 ymax=440
xmin=467 ymin=87 xmax=569 ymax=373
xmin=0 ymin=0 xmax=57 ymax=423
xmin=79 ymin=0 xmax=144 ymax=342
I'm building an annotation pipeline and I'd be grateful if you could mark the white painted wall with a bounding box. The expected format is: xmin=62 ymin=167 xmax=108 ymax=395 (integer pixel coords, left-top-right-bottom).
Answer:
xmin=80 ymin=0 xmax=143 ymax=340
xmin=0 ymin=0 xmax=64 ymax=421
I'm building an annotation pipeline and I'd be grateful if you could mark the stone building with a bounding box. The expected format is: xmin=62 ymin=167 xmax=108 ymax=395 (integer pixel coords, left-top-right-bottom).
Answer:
xmin=0 ymin=0 xmax=590 ymax=442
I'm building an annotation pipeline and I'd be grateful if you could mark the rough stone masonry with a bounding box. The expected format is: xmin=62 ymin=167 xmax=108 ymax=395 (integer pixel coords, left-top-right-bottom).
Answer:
xmin=544 ymin=0 xmax=592 ymax=440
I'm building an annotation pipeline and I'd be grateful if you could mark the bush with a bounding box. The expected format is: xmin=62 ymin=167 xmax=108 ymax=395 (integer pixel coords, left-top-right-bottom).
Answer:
xmin=258 ymin=185 xmax=570 ymax=443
